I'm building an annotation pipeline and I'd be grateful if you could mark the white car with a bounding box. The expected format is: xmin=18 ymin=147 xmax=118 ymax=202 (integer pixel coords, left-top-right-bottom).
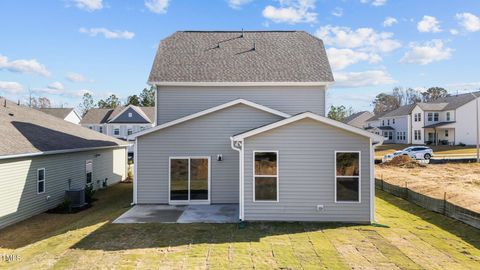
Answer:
xmin=383 ymin=146 xmax=433 ymax=161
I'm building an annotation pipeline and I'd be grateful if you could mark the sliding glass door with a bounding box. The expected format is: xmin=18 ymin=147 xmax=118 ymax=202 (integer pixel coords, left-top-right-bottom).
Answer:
xmin=169 ymin=157 xmax=210 ymax=204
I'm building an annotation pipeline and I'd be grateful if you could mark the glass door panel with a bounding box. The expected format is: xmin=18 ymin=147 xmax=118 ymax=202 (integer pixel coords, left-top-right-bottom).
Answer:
xmin=170 ymin=159 xmax=189 ymax=201
xmin=190 ymin=158 xmax=209 ymax=200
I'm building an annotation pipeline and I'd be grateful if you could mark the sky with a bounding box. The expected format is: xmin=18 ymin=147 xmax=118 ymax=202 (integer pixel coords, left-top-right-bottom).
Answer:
xmin=0 ymin=0 xmax=479 ymax=112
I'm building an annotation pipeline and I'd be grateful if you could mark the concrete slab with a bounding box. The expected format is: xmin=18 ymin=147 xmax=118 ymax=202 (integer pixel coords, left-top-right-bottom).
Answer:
xmin=177 ymin=204 xmax=239 ymax=223
xmin=113 ymin=205 xmax=186 ymax=224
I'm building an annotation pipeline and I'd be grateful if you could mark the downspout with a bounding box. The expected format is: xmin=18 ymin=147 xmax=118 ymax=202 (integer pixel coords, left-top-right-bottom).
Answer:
xmin=132 ymin=137 xmax=138 ymax=205
xmin=230 ymin=137 xmax=244 ymax=221
xmin=370 ymin=138 xmax=383 ymax=223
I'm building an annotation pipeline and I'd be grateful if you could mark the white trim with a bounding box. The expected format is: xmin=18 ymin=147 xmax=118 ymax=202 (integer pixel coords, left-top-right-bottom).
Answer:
xmin=233 ymin=112 xmax=384 ymax=143
xmin=230 ymin=138 xmax=244 ymax=221
xmin=168 ymin=156 xmax=211 ymax=205
xmin=128 ymin=99 xmax=291 ymax=139
xmin=133 ymin=138 xmax=138 ymax=204
xmin=0 ymin=145 xmax=130 ymax=160
xmin=149 ymin=81 xmax=332 ymax=87
xmin=108 ymin=105 xmax=152 ymax=124
xmin=334 ymin=151 xmax=361 ymax=204
xmin=154 ymin=85 xmax=158 ymax=126
xmin=369 ymin=139 xmax=375 ymax=223
xmin=37 ymin=168 xmax=46 ymax=194
xmin=252 ymin=151 xmax=279 ymax=203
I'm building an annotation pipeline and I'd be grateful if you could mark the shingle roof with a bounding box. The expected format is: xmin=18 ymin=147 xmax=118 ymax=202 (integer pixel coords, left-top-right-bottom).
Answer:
xmin=37 ymin=108 xmax=76 ymax=120
xmin=148 ymin=31 xmax=334 ymax=83
xmin=0 ymin=98 xmax=128 ymax=157
xmin=423 ymin=121 xmax=456 ymax=128
xmin=343 ymin=111 xmax=373 ymax=123
xmin=422 ymin=91 xmax=480 ymax=111
xmin=377 ymin=126 xmax=395 ymax=131
xmin=80 ymin=106 xmax=155 ymax=124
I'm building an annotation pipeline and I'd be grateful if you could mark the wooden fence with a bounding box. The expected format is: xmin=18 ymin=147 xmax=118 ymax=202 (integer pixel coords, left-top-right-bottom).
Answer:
xmin=375 ymin=178 xmax=480 ymax=229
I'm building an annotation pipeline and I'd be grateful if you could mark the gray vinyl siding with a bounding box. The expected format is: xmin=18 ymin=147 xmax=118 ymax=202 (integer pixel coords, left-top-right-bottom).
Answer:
xmin=156 ymin=85 xmax=326 ymax=124
xmin=110 ymin=107 xmax=150 ymax=124
xmin=136 ymin=104 xmax=284 ymax=204
xmin=243 ymin=118 xmax=371 ymax=222
xmin=0 ymin=147 xmax=127 ymax=229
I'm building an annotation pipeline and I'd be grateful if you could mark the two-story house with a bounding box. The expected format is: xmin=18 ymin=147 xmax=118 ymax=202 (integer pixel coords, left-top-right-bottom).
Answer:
xmin=80 ymin=105 xmax=155 ymax=152
xmin=365 ymin=91 xmax=480 ymax=145
xmin=128 ymin=31 xmax=384 ymax=223
xmin=38 ymin=108 xmax=82 ymax=124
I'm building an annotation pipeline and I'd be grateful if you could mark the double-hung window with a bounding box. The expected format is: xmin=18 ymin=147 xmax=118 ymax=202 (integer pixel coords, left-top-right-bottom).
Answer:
xmin=433 ymin=113 xmax=439 ymax=122
xmin=86 ymin=160 xmax=93 ymax=185
xmin=254 ymin=151 xmax=278 ymax=202
xmin=446 ymin=112 xmax=451 ymax=121
xmin=113 ymin=127 xmax=120 ymax=136
xmin=335 ymin=152 xmax=360 ymax=202
xmin=37 ymin=168 xmax=45 ymax=194
xmin=428 ymin=113 xmax=433 ymax=121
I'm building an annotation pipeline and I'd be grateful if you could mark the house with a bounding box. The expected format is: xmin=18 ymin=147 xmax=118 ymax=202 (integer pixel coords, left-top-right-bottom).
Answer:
xmin=38 ymin=108 xmax=82 ymax=124
xmin=80 ymin=105 xmax=155 ymax=151
xmin=0 ymin=98 xmax=129 ymax=229
xmin=129 ymin=31 xmax=384 ymax=223
xmin=365 ymin=91 xmax=480 ymax=145
xmin=342 ymin=111 xmax=374 ymax=129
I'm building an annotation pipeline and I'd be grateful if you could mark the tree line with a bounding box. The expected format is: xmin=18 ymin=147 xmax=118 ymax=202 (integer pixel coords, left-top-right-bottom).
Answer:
xmin=328 ymin=86 xmax=450 ymax=121
xmin=78 ymin=86 xmax=155 ymax=116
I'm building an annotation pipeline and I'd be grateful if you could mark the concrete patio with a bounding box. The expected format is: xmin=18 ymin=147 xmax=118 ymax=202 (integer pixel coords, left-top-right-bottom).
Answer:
xmin=113 ymin=204 xmax=239 ymax=224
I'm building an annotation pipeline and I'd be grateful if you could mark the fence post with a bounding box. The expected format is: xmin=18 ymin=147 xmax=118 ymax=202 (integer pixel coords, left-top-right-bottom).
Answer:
xmin=443 ymin=192 xmax=447 ymax=215
xmin=405 ymin=182 xmax=408 ymax=199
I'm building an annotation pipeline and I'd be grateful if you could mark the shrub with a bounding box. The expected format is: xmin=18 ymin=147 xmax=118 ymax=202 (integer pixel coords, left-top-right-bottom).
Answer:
xmin=458 ymin=142 xmax=466 ymax=147
xmin=57 ymin=197 xmax=72 ymax=213
xmin=85 ymin=184 xmax=95 ymax=204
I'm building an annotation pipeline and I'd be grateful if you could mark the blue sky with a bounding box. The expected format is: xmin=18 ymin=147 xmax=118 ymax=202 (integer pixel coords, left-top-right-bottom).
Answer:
xmin=0 ymin=0 xmax=479 ymax=111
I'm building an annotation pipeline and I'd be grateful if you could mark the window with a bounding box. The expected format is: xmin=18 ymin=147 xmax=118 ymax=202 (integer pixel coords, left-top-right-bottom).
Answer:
xmin=99 ymin=126 xmax=103 ymax=133
xmin=170 ymin=157 xmax=209 ymax=201
xmin=114 ymin=128 xmax=120 ymax=135
xmin=37 ymin=168 xmax=45 ymax=194
xmin=428 ymin=113 xmax=433 ymax=121
xmin=392 ymin=119 xmax=395 ymax=124
xmin=128 ymin=112 xmax=132 ymax=118
xmin=254 ymin=151 xmax=278 ymax=202
xmin=387 ymin=119 xmax=390 ymax=125
xmin=127 ymin=128 xmax=133 ymax=136
xmin=434 ymin=113 xmax=439 ymax=122
xmin=382 ymin=120 xmax=385 ymax=126
xmin=335 ymin=152 xmax=360 ymax=202
xmin=140 ymin=126 xmax=146 ymax=131
xmin=414 ymin=113 xmax=422 ymax=122
xmin=414 ymin=130 xmax=422 ymax=141
xmin=86 ymin=160 xmax=93 ymax=184
xmin=445 ymin=130 xmax=449 ymax=137
xmin=89 ymin=126 xmax=93 ymax=129
xmin=446 ymin=112 xmax=451 ymax=121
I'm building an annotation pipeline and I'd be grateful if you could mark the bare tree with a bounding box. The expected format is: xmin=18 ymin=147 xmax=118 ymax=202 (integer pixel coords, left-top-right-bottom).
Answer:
xmin=37 ymin=97 xmax=52 ymax=108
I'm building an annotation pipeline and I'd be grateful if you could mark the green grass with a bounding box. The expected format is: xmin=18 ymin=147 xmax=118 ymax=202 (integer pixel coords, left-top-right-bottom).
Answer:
xmin=1 ymin=183 xmax=479 ymax=269
xmin=375 ymin=143 xmax=477 ymax=158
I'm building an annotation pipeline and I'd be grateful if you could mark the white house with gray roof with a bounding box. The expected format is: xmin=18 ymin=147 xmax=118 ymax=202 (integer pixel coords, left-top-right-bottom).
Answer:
xmin=129 ymin=31 xmax=384 ymax=223
xmin=38 ymin=108 xmax=82 ymax=124
xmin=365 ymin=91 xmax=480 ymax=145
xmin=0 ymin=98 xmax=128 ymax=229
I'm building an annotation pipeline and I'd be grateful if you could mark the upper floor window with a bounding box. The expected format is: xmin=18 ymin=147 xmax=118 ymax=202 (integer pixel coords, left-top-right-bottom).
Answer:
xmin=127 ymin=128 xmax=133 ymax=136
xmin=446 ymin=112 xmax=451 ymax=121
xmin=428 ymin=113 xmax=433 ymax=121
xmin=382 ymin=120 xmax=385 ymax=126
xmin=254 ymin=151 xmax=278 ymax=202
xmin=387 ymin=119 xmax=390 ymax=125
xmin=335 ymin=152 xmax=360 ymax=203
xmin=434 ymin=113 xmax=439 ymax=122
xmin=114 ymin=128 xmax=120 ymax=135
xmin=37 ymin=168 xmax=45 ymax=194
xmin=392 ymin=119 xmax=395 ymax=124
xmin=128 ymin=112 xmax=132 ymax=118
xmin=414 ymin=113 xmax=422 ymax=122
xmin=99 ymin=126 xmax=103 ymax=133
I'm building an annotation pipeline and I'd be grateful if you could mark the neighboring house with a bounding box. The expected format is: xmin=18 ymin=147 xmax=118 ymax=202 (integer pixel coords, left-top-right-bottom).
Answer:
xmin=0 ymin=98 xmax=129 ymax=229
xmin=80 ymin=105 xmax=155 ymax=152
xmin=342 ymin=111 xmax=374 ymax=129
xmin=129 ymin=31 xmax=384 ymax=223
xmin=365 ymin=91 xmax=480 ymax=145
xmin=38 ymin=108 xmax=82 ymax=124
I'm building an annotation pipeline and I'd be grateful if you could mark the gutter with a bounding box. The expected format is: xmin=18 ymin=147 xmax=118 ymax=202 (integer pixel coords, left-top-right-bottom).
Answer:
xmin=0 ymin=144 xmax=131 ymax=160
xmin=230 ymin=137 xmax=244 ymax=221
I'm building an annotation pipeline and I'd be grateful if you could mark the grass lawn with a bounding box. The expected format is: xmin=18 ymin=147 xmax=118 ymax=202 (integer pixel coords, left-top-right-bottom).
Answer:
xmin=375 ymin=143 xmax=478 ymax=158
xmin=0 ymin=183 xmax=479 ymax=269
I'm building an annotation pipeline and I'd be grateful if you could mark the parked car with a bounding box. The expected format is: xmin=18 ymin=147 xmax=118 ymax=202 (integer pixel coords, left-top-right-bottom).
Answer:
xmin=383 ymin=146 xmax=433 ymax=162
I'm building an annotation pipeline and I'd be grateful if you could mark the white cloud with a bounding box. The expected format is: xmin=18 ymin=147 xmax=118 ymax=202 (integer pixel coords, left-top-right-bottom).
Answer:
xmin=417 ymin=15 xmax=442 ymax=33
xmin=0 ymin=54 xmax=50 ymax=77
xmin=383 ymin=17 xmax=398 ymax=27
xmin=326 ymin=48 xmax=381 ymax=70
xmin=360 ymin=0 xmax=387 ymax=7
xmin=315 ymin=25 xmax=401 ymax=53
xmin=228 ymin=0 xmax=253 ymax=9
xmin=66 ymin=72 xmax=90 ymax=82
xmin=401 ymin=39 xmax=453 ymax=65
xmin=331 ymin=7 xmax=343 ymax=17
xmin=333 ymin=70 xmax=396 ymax=88
xmin=74 ymin=0 xmax=103 ymax=12
xmin=450 ymin=29 xmax=459 ymax=35
xmin=47 ymin=81 xmax=65 ymax=91
xmin=0 ymin=81 xmax=23 ymax=94
xmin=456 ymin=12 xmax=480 ymax=32
xmin=79 ymin=27 xmax=135 ymax=40
xmin=145 ymin=0 xmax=169 ymax=14
xmin=262 ymin=0 xmax=317 ymax=24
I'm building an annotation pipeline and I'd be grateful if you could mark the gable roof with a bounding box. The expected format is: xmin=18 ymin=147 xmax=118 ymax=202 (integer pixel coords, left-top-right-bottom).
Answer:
xmin=0 ymin=98 xmax=128 ymax=159
xmin=420 ymin=91 xmax=480 ymax=111
xmin=232 ymin=112 xmax=384 ymax=143
xmin=108 ymin=105 xmax=152 ymax=123
xmin=80 ymin=106 xmax=155 ymax=124
xmin=342 ymin=111 xmax=374 ymax=127
xmin=129 ymin=99 xmax=291 ymax=139
xmin=37 ymin=108 xmax=77 ymax=120
xmin=148 ymin=31 xmax=334 ymax=85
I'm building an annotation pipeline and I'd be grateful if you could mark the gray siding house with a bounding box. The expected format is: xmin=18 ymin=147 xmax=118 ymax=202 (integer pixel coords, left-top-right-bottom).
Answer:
xmin=0 ymin=98 xmax=128 ymax=229
xmin=131 ymin=31 xmax=384 ymax=223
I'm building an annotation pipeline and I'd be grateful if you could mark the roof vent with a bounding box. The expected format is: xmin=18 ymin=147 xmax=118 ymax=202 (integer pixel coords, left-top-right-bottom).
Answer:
xmin=253 ymin=42 xmax=256 ymax=51
xmin=9 ymin=113 xmax=14 ymax=117
xmin=240 ymin=28 xmax=244 ymax=38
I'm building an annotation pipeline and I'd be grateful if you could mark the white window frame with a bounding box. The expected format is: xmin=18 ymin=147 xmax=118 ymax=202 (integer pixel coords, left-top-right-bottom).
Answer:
xmin=127 ymin=127 xmax=133 ymax=136
xmin=168 ymin=156 xmax=211 ymax=205
xmin=334 ymin=151 xmax=361 ymax=203
xmin=434 ymin=113 xmax=439 ymax=122
xmin=37 ymin=168 xmax=46 ymax=194
xmin=392 ymin=118 xmax=395 ymax=124
xmin=86 ymin=160 xmax=93 ymax=185
xmin=446 ymin=112 xmax=451 ymax=121
xmin=428 ymin=113 xmax=433 ymax=121
xmin=113 ymin=127 xmax=120 ymax=136
xmin=445 ymin=129 xmax=449 ymax=137
xmin=253 ymin=150 xmax=279 ymax=203
xmin=128 ymin=112 xmax=133 ymax=118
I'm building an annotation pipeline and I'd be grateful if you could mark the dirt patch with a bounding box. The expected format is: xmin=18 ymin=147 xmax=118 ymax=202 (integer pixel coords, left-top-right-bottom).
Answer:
xmin=381 ymin=155 xmax=426 ymax=168
xmin=376 ymin=163 xmax=480 ymax=212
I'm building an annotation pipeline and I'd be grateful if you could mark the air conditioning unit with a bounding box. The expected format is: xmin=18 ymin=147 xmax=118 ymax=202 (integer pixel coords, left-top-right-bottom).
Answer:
xmin=65 ymin=188 xmax=87 ymax=208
